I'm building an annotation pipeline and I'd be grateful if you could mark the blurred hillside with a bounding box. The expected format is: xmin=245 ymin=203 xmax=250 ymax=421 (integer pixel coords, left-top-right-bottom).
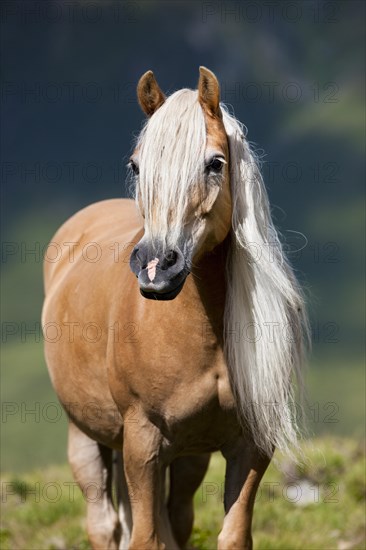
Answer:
xmin=1 ymin=0 xmax=365 ymax=471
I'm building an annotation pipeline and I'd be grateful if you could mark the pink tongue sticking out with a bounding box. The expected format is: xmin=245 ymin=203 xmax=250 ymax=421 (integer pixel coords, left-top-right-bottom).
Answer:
xmin=147 ymin=258 xmax=159 ymax=282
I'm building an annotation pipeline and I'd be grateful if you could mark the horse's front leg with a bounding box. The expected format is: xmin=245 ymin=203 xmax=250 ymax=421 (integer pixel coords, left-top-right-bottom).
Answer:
xmin=218 ymin=438 xmax=272 ymax=550
xmin=122 ymin=409 xmax=168 ymax=550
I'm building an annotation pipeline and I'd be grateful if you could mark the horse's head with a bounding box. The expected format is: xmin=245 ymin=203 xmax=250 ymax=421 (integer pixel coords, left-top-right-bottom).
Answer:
xmin=129 ymin=67 xmax=232 ymax=300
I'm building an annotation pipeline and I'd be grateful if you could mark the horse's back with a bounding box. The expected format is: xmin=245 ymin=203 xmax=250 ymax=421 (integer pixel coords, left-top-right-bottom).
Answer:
xmin=42 ymin=199 xmax=143 ymax=446
xmin=44 ymin=198 xmax=142 ymax=294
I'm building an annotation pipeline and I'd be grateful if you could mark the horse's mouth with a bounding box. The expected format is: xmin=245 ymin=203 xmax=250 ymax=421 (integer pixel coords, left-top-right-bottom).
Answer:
xmin=140 ymin=278 xmax=186 ymax=301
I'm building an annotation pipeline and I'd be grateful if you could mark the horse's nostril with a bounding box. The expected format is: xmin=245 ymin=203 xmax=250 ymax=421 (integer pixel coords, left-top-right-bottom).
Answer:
xmin=135 ymin=250 xmax=146 ymax=269
xmin=165 ymin=250 xmax=177 ymax=268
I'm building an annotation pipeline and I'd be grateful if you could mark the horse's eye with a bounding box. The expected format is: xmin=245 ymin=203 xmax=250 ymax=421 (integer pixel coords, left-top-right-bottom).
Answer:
xmin=207 ymin=157 xmax=224 ymax=173
xmin=129 ymin=160 xmax=139 ymax=176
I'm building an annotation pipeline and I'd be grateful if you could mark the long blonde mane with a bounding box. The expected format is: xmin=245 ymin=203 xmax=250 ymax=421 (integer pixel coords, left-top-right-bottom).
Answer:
xmin=222 ymin=106 xmax=309 ymax=457
xmin=135 ymin=90 xmax=309 ymax=457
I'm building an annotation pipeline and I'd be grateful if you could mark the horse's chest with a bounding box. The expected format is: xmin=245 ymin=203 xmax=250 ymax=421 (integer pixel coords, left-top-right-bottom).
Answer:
xmin=110 ymin=334 xmax=239 ymax=452
xmin=108 ymin=284 xmax=240 ymax=451
xmin=163 ymin=359 xmax=240 ymax=453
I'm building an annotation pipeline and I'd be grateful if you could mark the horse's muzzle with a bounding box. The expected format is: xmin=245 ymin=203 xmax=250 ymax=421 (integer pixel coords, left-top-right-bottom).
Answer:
xmin=129 ymin=241 xmax=189 ymax=301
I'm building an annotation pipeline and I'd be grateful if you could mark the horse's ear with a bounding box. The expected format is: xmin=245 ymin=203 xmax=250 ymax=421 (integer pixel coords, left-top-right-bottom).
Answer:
xmin=198 ymin=66 xmax=221 ymax=117
xmin=137 ymin=70 xmax=165 ymax=117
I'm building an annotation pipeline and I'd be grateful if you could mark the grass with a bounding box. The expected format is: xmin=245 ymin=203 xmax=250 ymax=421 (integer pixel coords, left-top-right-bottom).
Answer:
xmin=1 ymin=438 xmax=365 ymax=550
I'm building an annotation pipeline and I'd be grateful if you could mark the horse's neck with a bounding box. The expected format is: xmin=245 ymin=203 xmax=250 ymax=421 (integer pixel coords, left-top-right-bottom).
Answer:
xmin=191 ymin=236 xmax=230 ymax=344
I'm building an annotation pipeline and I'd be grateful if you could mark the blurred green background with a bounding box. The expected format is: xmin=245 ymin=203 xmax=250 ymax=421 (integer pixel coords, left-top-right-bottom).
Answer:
xmin=1 ymin=0 xmax=365 ymax=475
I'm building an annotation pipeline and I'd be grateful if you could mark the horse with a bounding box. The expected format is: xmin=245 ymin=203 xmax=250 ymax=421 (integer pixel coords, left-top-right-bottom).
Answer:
xmin=42 ymin=67 xmax=308 ymax=550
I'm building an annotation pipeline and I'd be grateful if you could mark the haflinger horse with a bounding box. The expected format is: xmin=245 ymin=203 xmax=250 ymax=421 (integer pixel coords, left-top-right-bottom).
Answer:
xmin=42 ymin=67 xmax=308 ymax=550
